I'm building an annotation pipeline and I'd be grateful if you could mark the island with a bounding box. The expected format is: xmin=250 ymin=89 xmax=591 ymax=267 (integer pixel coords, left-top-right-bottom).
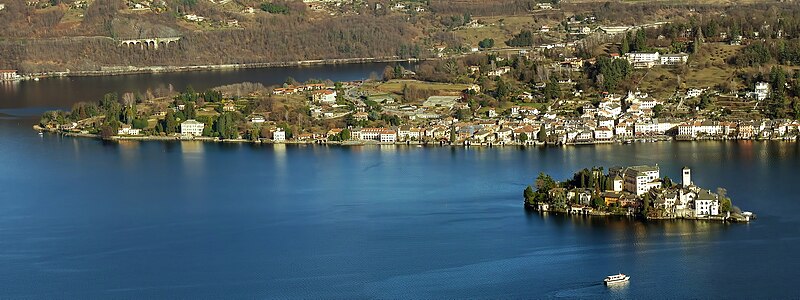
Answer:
xmin=523 ymin=165 xmax=753 ymax=222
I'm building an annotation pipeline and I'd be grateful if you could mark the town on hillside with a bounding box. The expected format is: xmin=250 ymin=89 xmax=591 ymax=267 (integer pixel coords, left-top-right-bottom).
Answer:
xmin=523 ymin=165 xmax=753 ymax=222
xmin=31 ymin=3 xmax=800 ymax=145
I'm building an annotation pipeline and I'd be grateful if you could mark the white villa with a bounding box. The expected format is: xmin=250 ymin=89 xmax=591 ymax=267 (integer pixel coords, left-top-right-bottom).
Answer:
xmin=180 ymin=119 xmax=205 ymax=136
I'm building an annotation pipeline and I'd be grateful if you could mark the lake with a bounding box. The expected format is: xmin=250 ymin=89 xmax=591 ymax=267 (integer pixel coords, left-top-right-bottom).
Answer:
xmin=0 ymin=65 xmax=798 ymax=298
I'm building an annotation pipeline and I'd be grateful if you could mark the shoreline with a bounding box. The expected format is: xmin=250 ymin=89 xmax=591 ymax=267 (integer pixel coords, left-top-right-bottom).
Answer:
xmin=15 ymin=57 xmax=423 ymax=80
xmin=526 ymin=208 xmax=753 ymax=223
xmin=33 ymin=125 xmax=797 ymax=147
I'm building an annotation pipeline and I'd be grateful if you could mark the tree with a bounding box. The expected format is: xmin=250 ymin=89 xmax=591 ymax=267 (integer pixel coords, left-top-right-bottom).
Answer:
xmin=524 ymin=185 xmax=535 ymax=203
xmin=621 ymin=33 xmax=630 ymax=54
xmin=478 ymin=38 xmax=495 ymax=49
xmin=652 ymin=104 xmax=664 ymax=117
xmin=693 ymin=26 xmax=704 ymax=54
xmin=642 ymin=192 xmax=651 ymax=217
xmin=717 ymin=188 xmax=732 ymax=213
xmin=382 ymin=65 xmax=395 ymax=81
xmin=663 ymin=176 xmax=673 ymax=188
xmin=261 ymin=2 xmax=289 ymax=14
xmin=163 ymin=110 xmax=178 ymax=134
xmin=633 ymin=29 xmax=646 ymax=52
xmin=518 ymin=132 xmax=528 ymax=143
xmin=537 ymin=128 xmax=547 ymax=143
xmin=132 ymin=118 xmax=148 ymax=129
xmin=535 ymin=172 xmax=556 ymax=192
xmin=341 ymin=128 xmax=351 ymax=141
xmin=506 ymin=30 xmax=535 ymax=47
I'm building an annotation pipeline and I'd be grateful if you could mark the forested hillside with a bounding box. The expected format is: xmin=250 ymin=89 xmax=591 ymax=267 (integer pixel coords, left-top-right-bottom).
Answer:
xmin=0 ymin=0 xmax=793 ymax=73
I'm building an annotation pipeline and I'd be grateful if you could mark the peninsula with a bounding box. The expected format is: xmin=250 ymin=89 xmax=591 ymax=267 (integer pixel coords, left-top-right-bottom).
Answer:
xmin=523 ymin=165 xmax=753 ymax=222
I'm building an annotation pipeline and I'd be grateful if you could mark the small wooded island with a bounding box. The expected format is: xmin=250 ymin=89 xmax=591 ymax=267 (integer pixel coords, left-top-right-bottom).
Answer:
xmin=523 ymin=165 xmax=753 ymax=222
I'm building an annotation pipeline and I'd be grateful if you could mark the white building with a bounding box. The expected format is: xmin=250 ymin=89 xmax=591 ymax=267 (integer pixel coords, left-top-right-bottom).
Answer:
xmin=686 ymin=88 xmax=704 ymax=99
xmin=594 ymin=127 xmax=614 ymax=140
xmin=0 ymin=69 xmax=19 ymax=80
xmin=694 ymin=190 xmax=720 ymax=217
xmin=117 ymin=124 xmax=141 ymax=136
xmin=678 ymin=121 xmax=723 ymax=137
xmin=357 ymin=128 xmax=387 ymax=141
xmin=626 ymin=52 xmax=660 ymax=68
xmin=487 ymin=66 xmax=511 ymax=77
xmin=682 ymin=167 xmax=692 ymax=187
xmin=273 ymin=129 xmax=286 ymax=142
xmin=313 ymin=90 xmax=337 ymax=104
xmin=180 ymin=119 xmax=205 ymax=136
xmin=380 ymin=130 xmax=397 ymax=143
xmin=753 ymin=82 xmax=770 ymax=101
xmin=660 ymin=53 xmax=689 ymax=65
xmin=623 ymin=165 xmax=661 ymax=196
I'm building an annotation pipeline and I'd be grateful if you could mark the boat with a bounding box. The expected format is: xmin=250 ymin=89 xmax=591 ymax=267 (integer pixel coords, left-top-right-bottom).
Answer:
xmin=603 ymin=273 xmax=630 ymax=285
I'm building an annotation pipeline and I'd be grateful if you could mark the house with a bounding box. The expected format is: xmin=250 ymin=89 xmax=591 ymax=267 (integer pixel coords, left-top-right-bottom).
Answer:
xmin=623 ymin=165 xmax=661 ymax=196
xmin=753 ymin=82 xmax=770 ymax=101
xmin=678 ymin=120 xmax=723 ymax=137
xmin=694 ymin=190 xmax=720 ymax=217
xmin=626 ymin=52 xmax=660 ymax=68
xmin=495 ymin=128 xmax=513 ymax=142
xmin=273 ymin=129 xmax=286 ymax=142
xmin=487 ymin=66 xmax=511 ymax=77
xmin=222 ymin=102 xmax=236 ymax=112
xmin=181 ymin=119 xmax=205 ymax=136
xmin=380 ymin=130 xmax=397 ymax=143
xmin=327 ymin=128 xmax=343 ymax=139
xmin=353 ymin=112 xmax=369 ymax=121
xmin=660 ymin=53 xmax=689 ymax=65
xmin=184 ymin=14 xmax=206 ymax=22
xmin=117 ymin=124 xmax=141 ymax=136
xmin=359 ymin=128 xmax=387 ymax=141
xmin=603 ymin=191 xmax=623 ymax=207
xmin=0 ymin=70 xmax=19 ymax=80
xmin=594 ymin=126 xmax=614 ymax=140
xmin=250 ymin=115 xmax=266 ymax=123
xmin=575 ymin=130 xmax=593 ymax=142
xmin=686 ymin=88 xmax=704 ymax=98
xmin=313 ymin=90 xmax=337 ymax=104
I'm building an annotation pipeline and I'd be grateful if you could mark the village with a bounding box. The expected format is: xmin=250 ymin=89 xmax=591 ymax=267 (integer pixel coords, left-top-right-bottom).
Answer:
xmin=523 ymin=165 xmax=754 ymax=222
xmin=31 ymin=3 xmax=800 ymax=146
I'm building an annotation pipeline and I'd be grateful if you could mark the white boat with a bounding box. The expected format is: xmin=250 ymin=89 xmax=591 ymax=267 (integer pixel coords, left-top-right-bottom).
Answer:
xmin=604 ymin=273 xmax=630 ymax=285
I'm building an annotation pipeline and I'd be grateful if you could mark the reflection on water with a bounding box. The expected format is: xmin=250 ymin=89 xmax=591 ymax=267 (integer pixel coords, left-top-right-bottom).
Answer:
xmin=2 ymin=122 xmax=800 ymax=298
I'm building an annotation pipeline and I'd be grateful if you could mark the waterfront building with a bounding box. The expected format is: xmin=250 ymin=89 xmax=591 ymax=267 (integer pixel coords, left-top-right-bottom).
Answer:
xmin=694 ymin=190 xmax=720 ymax=216
xmin=180 ymin=119 xmax=205 ymax=136
xmin=0 ymin=70 xmax=19 ymax=80
xmin=273 ymin=129 xmax=286 ymax=142
xmin=380 ymin=130 xmax=397 ymax=143
xmin=623 ymin=165 xmax=661 ymax=196
xmin=117 ymin=124 xmax=141 ymax=136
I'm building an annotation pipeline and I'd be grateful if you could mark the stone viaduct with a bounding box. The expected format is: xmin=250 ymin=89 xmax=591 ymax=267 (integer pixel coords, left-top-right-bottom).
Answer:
xmin=118 ymin=37 xmax=182 ymax=49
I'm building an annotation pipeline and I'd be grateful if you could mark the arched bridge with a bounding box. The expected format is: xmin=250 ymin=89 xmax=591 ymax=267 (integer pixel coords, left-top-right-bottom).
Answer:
xmin=119 ymin=37 xmax=182 ymax=49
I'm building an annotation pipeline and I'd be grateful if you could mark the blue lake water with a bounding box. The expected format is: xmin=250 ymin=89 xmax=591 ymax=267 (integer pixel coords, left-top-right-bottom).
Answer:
xmin=1 ymin=65 xmax=799 ymax=298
